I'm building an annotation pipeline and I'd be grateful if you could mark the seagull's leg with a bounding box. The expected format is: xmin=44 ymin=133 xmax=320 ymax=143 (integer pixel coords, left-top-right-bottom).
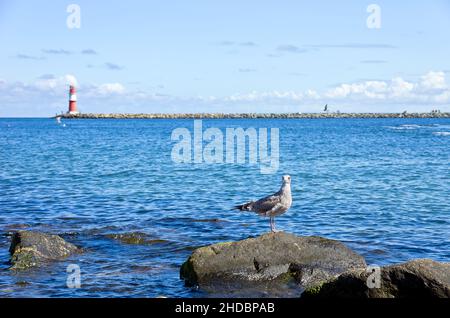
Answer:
xmin=270 ymin=217 xmax=279 ymax=233
xmin=271 ymin=217 xmax=280 ymax=233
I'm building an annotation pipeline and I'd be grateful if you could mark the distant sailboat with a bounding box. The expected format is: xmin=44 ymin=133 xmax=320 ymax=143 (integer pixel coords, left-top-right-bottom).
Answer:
xmin=56 ymin=117 xmax=62 ymax=124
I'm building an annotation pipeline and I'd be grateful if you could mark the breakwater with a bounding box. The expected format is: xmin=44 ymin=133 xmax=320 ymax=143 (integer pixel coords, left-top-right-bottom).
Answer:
xmin=56 ymin=112 xmax=450 ymax=119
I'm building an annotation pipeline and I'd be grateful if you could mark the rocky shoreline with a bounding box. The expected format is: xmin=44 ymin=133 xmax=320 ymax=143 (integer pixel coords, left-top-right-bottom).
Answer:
xmin=179 ymin=232 xmax=450 ymax=298
xmin=56 ymin=112 xmax=450 ymax=119
xmin=4 ymin=230 xmax=450 ymax=298
xmin=301 ymin=259 xmax=450 ymax=298
xmin=180 ymin=232 xmax=366 ymax=290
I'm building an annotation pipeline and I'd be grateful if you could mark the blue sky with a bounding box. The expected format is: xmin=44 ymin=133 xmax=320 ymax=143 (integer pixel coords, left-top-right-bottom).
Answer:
xmin=1 ymin=0 xmax=450 ymax=116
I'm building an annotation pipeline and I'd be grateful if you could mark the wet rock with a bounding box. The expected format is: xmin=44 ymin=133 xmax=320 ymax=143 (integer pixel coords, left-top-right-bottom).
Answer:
xmin=130 ymin=265 xmax=154 ymax=273
xmin=9 ymin=230 xmax=81 ymax=270
xmin=106 ymin=232 xmax=168 ymax=245
xmin=302 ymin=259 xmax=450 ymax=298
xmin=4 ymin=224 xmax=30 ymax=230
xmin=180 ymin=232 xmax=366 ymax=289
xmin=190 ymin=218 xmax=224 ymax=223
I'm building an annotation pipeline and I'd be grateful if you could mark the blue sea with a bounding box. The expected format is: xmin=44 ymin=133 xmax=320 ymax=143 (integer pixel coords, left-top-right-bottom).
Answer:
xmin=0 ymin=118 xmax=449 ymax=298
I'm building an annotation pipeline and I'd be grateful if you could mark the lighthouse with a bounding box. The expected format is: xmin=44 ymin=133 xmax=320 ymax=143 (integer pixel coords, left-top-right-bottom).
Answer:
xmin=68 ymin=85 xmax=79 ymax=114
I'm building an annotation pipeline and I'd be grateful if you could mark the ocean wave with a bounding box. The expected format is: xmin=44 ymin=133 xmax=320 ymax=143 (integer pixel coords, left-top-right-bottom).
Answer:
xmin=386 ymin=125 xmax=420 ymax=130
xmin=433 ymin=131 xmax=450 ymax=136
xmin=387 ymin=124 xmax=450 ymax=132
xmin=401 ymin=124 xmax=421 ymax=128
xmin=433 ymin=124 xmax=450 ymax=129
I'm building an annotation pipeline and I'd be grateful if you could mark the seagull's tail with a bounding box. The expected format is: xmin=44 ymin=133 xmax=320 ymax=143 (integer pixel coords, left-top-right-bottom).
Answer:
xmin=233 ymin=201 xmax=254 ymax=212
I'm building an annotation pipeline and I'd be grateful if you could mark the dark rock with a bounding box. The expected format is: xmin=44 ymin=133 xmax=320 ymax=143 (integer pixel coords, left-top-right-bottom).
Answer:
xmin=105 ymin=232 xmax=148 ymax=244
xmin=4 ymin=224 xmax=30 ymax=230
xmin=9 ymin=231 xmax=81 ymax=270
xmin=302 ymin=259 xmax=450 ymax=298
xmin=180 ymin=232 xmax=366 ymax=289
xmin=190 ymin=218 xmax=224 ymax=223
xmin=105 ymin=232 xmax=168 ymax=245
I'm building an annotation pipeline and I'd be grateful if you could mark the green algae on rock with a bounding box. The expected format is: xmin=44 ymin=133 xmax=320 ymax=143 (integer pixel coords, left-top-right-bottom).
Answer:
xmin=180 ymin=232 xmax=366 ymax=289
xmin=302 ymin=259 xmax=450 ymax=298
xmin=9 ymin=231 xmax=81 ymax=270
xmin=105 ymin=232 xmax=169 ymax=245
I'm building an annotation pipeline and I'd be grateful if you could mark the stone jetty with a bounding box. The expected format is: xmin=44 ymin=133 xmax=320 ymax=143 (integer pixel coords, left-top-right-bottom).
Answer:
xmin=56 ymin=112 xmax=450 ymax=119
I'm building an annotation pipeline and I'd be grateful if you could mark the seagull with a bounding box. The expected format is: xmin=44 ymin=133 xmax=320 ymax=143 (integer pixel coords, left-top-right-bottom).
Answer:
xmin=234 ymin=175 xmax=292 ymax=232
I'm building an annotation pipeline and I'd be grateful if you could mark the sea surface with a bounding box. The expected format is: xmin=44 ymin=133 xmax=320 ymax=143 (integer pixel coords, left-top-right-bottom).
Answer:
xmin=0 ymin=118 xmax=449 ymax=298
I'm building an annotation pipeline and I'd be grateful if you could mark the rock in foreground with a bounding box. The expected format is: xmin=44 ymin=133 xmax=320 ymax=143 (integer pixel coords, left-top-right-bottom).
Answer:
xmin=9 ymin=231 xmax=80 ymax=270
xmin=302 ymin=259 xmax=450 ymax=298
xmin=180 ymin=232 xmax=366 ymax=289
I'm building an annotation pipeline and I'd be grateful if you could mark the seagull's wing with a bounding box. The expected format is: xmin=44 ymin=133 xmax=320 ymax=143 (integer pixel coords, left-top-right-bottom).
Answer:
xmin=251 ymin=193 xmax=282 ymax=214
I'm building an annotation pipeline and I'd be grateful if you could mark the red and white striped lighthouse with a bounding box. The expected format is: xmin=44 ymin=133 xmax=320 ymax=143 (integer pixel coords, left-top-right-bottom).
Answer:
xmin=68 ymin=85 xmax=79 ymax=114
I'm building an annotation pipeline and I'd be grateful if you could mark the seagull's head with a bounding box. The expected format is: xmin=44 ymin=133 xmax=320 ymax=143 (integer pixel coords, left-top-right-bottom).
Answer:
xmin=282 ymin=175 xmax=291 ymax=184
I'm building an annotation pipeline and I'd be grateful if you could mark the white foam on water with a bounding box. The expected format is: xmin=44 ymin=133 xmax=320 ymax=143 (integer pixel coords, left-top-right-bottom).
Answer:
xmin=400 ymin=124 xmax=421 ymax=128
xmin=433 ymin=131 xmax=450 ymax=136
xmin=386 ymin=123 xmax=450 ymax=132
xmin=433 ymin=124 xmax=450 ymax=129
xmin=386 ymin=125 xmax=419 ymax=130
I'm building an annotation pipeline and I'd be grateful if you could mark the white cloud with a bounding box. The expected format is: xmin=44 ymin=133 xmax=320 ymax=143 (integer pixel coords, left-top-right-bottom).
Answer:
xmin=0 ymin=75 xmax=128 ymax=115
xmin=304 ymin=89 xmax=320 ymax=99
xmin=1 ymin=75 xmax=123 ymax=98
xmin=66 ymin=74 xmax=78 ymax=87
xmin=0 ymin=71 xmax=449 ymax=116
xmin=323 ymin=71 xmax=449 ymax=104
xmin=94 ymin=83 xmax=125 ymax=95
xmin=435 ymin=90 xmax=450 ymax=103
xmin=34 ymin=74 xmax=78 ymax=92
xmin=225 ymin=90 xmax=306 ymax=102
xmin=420 ymin=71 xmax=446 ymax=90
xmin=390 ymin=77 xmax=414 ymax=97
xmin=216 ymin=71 xmax=450 ymax=112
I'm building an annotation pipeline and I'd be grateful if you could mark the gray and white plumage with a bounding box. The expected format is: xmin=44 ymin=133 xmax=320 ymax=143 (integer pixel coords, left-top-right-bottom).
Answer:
xmin=234 ymin=175 xmax=292 ymax=232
